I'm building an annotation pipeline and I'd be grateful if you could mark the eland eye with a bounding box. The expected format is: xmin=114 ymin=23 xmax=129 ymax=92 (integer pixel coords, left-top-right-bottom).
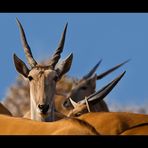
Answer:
xmin=28 ymin=76 xmax=33 ymax=81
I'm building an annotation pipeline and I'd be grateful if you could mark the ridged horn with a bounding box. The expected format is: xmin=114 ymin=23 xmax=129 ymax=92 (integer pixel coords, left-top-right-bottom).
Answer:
xmin=49 ymin=23 xmax=68 ymax=69
xmin=16 ymin=18 xmax=37 ymax=68
xmin=97 ymin=59 xmax=130 ymax=80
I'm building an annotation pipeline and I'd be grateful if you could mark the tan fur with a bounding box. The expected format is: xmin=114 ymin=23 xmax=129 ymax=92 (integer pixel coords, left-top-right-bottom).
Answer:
xmin=24 ymin=68 xmax=58 ymax=121
xmin=78 ymin=112 xmax=148 ymax=135
xmin=120 ymin=123 xmax=148 ymax=135
xmin=0 ymin=114 xmax=99 ymax=135
xmin=24 ymin=109 xmax=66 ymax=121
xmin=29 ymin=68 xmax=57 ymax=106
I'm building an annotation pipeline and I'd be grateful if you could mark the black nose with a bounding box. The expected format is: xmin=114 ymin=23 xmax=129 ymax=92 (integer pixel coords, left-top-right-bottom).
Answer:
xmin=38 ymin=104 xmax=44 ymax=109
xmin=38 ymin=104 xmax=49 ymax=114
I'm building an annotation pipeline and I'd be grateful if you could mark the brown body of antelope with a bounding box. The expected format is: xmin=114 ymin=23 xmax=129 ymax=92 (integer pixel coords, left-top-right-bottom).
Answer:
xmin=0 ymin=103 xmax=12 ymax=116
xmin=120 ymin=123 xmax=148 ymax=135
xmin=1 ymin=112 xmax=148 ymax=135
xmin=0 ymin=114 xmax=98 ymax=135
xmin=55 ymin=60 xmax=129 ymax=115
xmin=78 ymin=112 xmax=148 ymax=135
xmin=13 ymin=19 xmax=73 ymax=122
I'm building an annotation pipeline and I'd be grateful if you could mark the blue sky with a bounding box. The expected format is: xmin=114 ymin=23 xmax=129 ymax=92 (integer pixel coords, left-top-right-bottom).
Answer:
xmin=0 ymin=13 xmax=148 ymax=107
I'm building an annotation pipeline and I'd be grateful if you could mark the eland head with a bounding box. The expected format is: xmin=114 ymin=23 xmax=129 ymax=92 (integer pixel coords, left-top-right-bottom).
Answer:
xmin=63 ymin=60 xmax=129 ymax=109
xmin=13 ymin=18 xmax=73 ymax=121
xmin=67 ymin=71 xmax=126 ymax=117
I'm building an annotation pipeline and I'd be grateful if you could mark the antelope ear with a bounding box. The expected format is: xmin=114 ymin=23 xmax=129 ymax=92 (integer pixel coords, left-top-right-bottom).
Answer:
xmin=13 ymin=53 xmax=30 ymax=78
xmin=55 ymin=53 xmax=73 ymax=80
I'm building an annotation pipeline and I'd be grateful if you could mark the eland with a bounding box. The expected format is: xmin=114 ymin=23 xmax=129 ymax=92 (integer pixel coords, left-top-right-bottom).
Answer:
xmin=13 ymin=18 xmax=73 ymax=122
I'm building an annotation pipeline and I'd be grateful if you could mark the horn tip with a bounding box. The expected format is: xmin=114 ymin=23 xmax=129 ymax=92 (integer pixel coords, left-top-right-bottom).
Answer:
xmin=66 ymin=53 xmax=73 ymax=62
xmin=16 ymin=18 xmax=22 ymax=28
xmin=97 ymin=59 xmax=102 ymax=66
xmin=16 ymin=17 xmax=20 ymax=24
xmin=120 ymin=71 xmax=126 ymax=77
xmin=64 ymin=23 xmax=68 ymax=31
xmin=69 ymin=53 xmax=73 ymax=59
xmin=121 ymin=59 xmax=131 ymax=66
xmin=13 ymin=53 xmax=19 ymax=61
xmin=13 ymin=53 xmax=17 ymax=58
xmin=123 ymin=70 xmax=126 ymax=74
